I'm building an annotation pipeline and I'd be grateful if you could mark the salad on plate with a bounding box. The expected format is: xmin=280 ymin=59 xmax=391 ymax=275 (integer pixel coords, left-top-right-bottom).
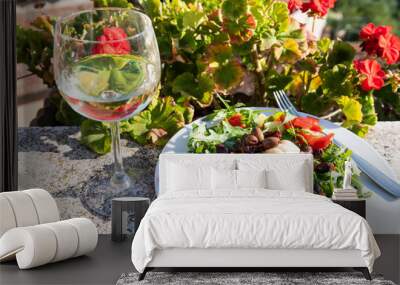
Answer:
xmin=187 ymin=101 xmax=368 ymax=198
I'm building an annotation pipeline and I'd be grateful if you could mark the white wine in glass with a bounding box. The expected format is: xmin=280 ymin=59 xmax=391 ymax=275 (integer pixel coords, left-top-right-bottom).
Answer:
xmin=54 ymin=8 xmax=161 ymax=216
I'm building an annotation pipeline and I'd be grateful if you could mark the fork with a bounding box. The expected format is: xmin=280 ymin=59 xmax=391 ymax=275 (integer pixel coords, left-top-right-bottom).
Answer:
xmin=272 ymin=90 xmax=400 ymax=198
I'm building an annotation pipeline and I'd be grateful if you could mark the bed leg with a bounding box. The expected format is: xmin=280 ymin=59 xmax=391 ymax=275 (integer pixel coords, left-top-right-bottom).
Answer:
xmin=354 ymin=267 xmax=371 ymax=280
xmin=138 ymin=268 xmax=148 ymax=281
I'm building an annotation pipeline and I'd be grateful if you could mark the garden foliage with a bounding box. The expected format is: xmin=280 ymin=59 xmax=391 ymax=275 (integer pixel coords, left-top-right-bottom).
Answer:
xmin=17 ymin=0 xmax=400 ymax=154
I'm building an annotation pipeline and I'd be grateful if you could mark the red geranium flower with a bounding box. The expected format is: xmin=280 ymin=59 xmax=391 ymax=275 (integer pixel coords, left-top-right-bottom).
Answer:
xmin=288 ymin=0 xmax=303 ymax=13
xmin=378 ymin=34 xmax=400 ymax=64
xmin=301 ymin=0 xmax=336 ymax=17
xmin=354 ymin=59 xmax=386 ymax=91
xmin=92 ymin=27 xmax=131 ymax=55
xmin=374 ymin=25 xmax=392 ymax=38
xmin=359 ymin=23 xmax=376 ymax=40
xmin=359 ymin=23 xmax=400 ymax=64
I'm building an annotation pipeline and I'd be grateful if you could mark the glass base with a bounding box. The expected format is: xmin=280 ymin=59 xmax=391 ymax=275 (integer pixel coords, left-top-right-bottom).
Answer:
xmin=82 ymin=173 xmax=142 ymax=218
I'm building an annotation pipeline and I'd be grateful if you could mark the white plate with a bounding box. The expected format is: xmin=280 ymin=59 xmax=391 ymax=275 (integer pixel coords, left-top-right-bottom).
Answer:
xmin=155 ymin=107 xmax=397 ymax=198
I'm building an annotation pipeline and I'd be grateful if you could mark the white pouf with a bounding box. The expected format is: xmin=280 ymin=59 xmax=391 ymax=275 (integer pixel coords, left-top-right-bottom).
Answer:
xmin=0 ymin=189 xmax=98 ymax=269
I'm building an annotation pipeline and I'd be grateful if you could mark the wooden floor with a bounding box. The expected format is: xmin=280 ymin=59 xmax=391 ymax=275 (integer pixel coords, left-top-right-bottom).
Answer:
xmin=0 ymin=235 xmax=398 ymax=285
xmin=0 ymin=235 xmax=133 ymax=285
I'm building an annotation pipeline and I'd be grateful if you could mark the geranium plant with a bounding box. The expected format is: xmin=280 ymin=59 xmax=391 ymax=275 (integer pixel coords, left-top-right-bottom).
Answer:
xmin=17 ymin=0 xmax=400 ymax=154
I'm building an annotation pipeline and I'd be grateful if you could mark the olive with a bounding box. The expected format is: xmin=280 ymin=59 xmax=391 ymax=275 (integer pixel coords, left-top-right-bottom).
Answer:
xmin=243 ymin=134 xmax=259 ymax=145
xmin=301 ymin=145 xmax=313 ymax=153
xmin=264 ymin=131 xmax=282 ymax=139
xmin=261 ymin=137 xmax=280 ymax=150
xmin=313 ymin=149 xmax=323 ymax=157
xmin=315 ymin=162 xmax=333 ymax=173
xmin=216 ymin=144 xmax=229 ymax=153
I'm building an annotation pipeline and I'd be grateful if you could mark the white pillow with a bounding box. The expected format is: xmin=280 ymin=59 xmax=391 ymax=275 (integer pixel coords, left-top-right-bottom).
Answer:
xmin=236 ymin=169 xmax=267 ymax=189
xmin=266 ymin=168 xmax=307 ymax=191
xmin=212 ymin=168 xmax=237 ymax=191
xmin=167 ymin=163 xmax=212 ymax=192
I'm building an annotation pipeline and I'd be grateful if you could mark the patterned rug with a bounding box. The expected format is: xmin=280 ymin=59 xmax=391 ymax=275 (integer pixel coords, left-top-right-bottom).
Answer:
xmin=116 ymin=271 xmax=396 ymax=285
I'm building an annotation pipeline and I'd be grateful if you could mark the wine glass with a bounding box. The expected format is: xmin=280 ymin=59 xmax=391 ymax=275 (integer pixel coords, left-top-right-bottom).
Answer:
xmin=53 ymin=8 xmax=161 ymax=216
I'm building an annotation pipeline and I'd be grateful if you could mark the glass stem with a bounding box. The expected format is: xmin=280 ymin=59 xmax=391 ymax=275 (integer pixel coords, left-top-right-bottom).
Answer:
xmin=111 ymin=121 xmax=124 ymax=174
xmin=110 ymin=121 xmax=130 ymax=190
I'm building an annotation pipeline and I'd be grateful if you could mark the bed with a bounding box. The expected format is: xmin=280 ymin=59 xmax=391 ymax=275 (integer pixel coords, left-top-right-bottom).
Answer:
xmin=131 ymin=154 xmax=380 ymax=280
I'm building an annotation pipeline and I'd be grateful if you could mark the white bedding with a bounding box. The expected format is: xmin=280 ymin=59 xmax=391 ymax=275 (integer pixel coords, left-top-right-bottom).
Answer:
xmin=131 ymin=190 xmax=380 ymax=272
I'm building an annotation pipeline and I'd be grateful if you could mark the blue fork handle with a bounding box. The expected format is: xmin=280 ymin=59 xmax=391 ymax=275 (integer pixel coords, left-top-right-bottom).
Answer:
xmin=351 ymin=152 xmax=400 ymax=197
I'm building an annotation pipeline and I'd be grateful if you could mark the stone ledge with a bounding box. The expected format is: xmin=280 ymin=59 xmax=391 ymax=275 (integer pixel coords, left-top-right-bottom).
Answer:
xmin=18 ymin=126 xmax=160 ymax=234
xmin=17 ymin=123 xmax=400 ymax=234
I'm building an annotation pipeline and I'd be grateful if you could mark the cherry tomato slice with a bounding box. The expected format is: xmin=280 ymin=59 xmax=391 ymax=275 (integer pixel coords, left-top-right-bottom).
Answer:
xmin=286 ymin=117 xmax=322 ymax=132
xmin=228 ymin=113 xmax=244 ymax=127
xmin=300 ymin=132 xmax=334 ymax=151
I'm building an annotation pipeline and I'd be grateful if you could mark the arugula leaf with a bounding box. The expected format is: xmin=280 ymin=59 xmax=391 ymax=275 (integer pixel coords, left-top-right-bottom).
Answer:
xmin=188 ymin=121 xmax=248 ymax=153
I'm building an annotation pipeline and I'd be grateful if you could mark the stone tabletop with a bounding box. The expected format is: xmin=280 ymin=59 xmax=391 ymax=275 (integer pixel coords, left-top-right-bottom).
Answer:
xmin=18 ymin=127 xmax=161 ymax=234
xmin=18 ymin=122 xmax=400 ymax=234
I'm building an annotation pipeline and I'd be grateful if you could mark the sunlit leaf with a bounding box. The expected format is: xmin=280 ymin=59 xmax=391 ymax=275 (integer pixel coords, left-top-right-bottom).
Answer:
xmin=129 ymin=96 xmax=186 ymax=145
xmin=360 ymin=93 xmax=378 ymax=126
xmin=337 ymin=96 xmax=363 ymax=122
xmin=181 ymin=10 xmax=205 ymax=29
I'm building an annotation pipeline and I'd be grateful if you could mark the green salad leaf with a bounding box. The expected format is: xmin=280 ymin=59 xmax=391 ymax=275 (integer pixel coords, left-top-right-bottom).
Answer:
xmin=188 ymin=121 xmax=248 ymax=153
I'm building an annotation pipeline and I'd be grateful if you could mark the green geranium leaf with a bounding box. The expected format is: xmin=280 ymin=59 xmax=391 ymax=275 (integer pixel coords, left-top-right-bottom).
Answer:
xmin=374 ymin=84 xmax=400 ymax=120
xmin=327 ymin=41 xmax=355 ymax=67
xmin=172 ymin=72 xmax=197 ymax=96
xmin=295 ymin=59 xmax=318 ymax=73
xmin=182 ymin=10 xmax=205 ymax=30
xmin=270 ymin=2 xmax=289 ymax=32
xmin=128 ymin=96 xmax=186 ymax=145
xmin=214 ymin=61 xmax=244 ymax=90
xmin=207 ymin=44 xmax=233 ymax=64
xmin=93 ymin=0 xmax=133 ymax=8
xmin=80 ymin=120 xmax=111 ymax=154
xmin=172 ymin=72 xmax=214 ymax=107
xmin=321 ymin=64 xmax=352 ymax=97
xmin=266 ymin=74 xmax=293 ymax=91
xmin=301 ymin=91 xmax=332 ymax=115
xmin=56 ymin=99 xmax=85 ymax=126
xmin=175 ymin=98 xmax=195 ymax=123
xmin=337 ymin=96 xmax=363 ymax=123
xmin=140 ymin=0 xmax=162 ymax=18
xmin=317 ymin=38 xmax=332 ymax=54
xmin=221 ymin=0 xmax=247 ymax=19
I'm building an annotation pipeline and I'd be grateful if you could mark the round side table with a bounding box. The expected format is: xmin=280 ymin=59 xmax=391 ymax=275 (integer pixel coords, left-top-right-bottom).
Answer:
xmin=111 ymin=197 xmax=150 ymax=242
